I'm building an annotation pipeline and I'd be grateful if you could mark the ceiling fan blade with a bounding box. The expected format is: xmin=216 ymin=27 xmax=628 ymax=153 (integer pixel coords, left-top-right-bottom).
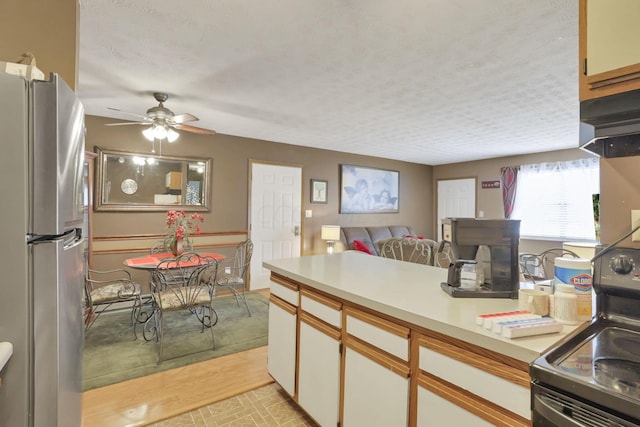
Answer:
xmin=104 ymin=121 xmax=149 ymax=126
xmin=174 ymin=123 xmax=216 ymax=136
xmin=172 ymin=113 xmax=199 ymax=124
xmin=107 ymin=107 xmax=150 ymax=121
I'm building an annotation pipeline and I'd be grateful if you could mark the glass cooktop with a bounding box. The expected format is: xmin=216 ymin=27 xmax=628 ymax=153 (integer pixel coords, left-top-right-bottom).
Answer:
xmin=552 ymin=326 xmax=640 ymax=402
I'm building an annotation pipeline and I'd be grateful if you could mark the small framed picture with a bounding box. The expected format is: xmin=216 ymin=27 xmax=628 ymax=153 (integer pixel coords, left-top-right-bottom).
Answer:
xmin=310 ymin=179 xmax=328 ymax=204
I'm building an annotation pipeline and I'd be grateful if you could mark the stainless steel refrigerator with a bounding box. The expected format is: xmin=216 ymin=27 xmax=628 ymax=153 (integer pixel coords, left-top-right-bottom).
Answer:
xmin=0 ymin=71 xmax=85 ymax=426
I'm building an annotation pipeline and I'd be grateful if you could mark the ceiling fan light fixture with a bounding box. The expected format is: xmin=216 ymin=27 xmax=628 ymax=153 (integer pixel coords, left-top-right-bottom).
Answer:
xmin=153 ymin=124 xmax=168 ymax=140
xmin=167 ymin=128 xmax=179 ymax=142
xmin=142 ymin=126 xmax=155 ymax=141
xmin=109 ymin=93 xmax=214 ymax=147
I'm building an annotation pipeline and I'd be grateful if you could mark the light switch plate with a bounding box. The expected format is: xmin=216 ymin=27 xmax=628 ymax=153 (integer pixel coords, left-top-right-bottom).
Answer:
xmin=632 ymin=210 xmax=640 ymax=241
xmin=305 ymin=209 xmax=312 ymax=218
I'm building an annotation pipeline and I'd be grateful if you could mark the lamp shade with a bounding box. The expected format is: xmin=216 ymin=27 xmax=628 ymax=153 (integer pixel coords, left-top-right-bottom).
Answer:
xmin=321 ymin=225 xmax=341 ymax=241
xmin=142 ymin=126 xmax=155 ymax=141
xmin=153 ymin=124 xmax=168 ymax=140
xmin=166 ymin=127 xmax=180 ymax=142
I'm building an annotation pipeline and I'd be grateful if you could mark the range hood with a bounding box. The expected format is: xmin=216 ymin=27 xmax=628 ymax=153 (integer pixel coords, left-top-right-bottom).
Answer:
xmin=580 ymin=88 xmax=640 ymax=158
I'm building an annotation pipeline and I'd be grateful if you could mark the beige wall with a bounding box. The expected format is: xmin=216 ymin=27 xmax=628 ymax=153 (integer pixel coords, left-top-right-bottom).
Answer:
xmin=0 ymin=0 xmax=78 ymax=90
xmin=600 ymin=157 xmax=640 ymax=248
xmin=86 ymin=115 xmax=434 ymax=259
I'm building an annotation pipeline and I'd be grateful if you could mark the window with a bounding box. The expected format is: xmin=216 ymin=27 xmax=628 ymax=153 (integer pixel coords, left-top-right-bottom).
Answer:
xmin=511 ymin=158 xmax=599 ymax=241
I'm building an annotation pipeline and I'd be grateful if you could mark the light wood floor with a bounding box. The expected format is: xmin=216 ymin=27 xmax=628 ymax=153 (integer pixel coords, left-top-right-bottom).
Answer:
xmin=82 ymin=346 xmax=274 ymax=426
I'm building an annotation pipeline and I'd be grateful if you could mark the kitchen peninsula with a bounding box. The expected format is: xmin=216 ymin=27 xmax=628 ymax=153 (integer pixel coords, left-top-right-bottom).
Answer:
xmin=264 ymin=252 xmax=580 ymax=427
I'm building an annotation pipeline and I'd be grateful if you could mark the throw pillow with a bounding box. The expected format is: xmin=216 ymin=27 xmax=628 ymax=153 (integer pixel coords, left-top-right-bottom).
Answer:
xmin=352 ymin=239 xmax=373 ymax=255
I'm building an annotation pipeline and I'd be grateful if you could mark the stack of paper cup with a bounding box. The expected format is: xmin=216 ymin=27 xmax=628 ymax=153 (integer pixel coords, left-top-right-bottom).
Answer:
xmin=554 ymin=257 xmax=593 ymax=322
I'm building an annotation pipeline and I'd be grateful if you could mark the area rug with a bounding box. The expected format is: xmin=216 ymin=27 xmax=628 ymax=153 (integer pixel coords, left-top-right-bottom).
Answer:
xmin=83 ymin=292 xmax=269 ymax=390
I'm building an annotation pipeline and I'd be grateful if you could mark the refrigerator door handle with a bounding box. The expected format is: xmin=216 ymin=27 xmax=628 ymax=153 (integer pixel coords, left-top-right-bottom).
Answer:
xmin=63 ymin=228 xmax=83 ymax=249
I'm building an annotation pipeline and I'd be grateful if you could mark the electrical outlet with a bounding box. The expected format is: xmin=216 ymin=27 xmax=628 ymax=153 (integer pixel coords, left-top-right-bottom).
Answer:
xmin=632 ymin=210 xmax=640 ymax=241
xmin=225 ymin=267 xmax=231 ymax=274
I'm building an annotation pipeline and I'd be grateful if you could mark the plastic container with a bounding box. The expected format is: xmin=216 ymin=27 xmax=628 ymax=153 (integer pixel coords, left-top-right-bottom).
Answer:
xmin=553 ymin=283 xmax=579 ymax=325
xmin=554 ymin=257 xmax=593 ymax=322
xmin=502 ymin=319 xmax=563 ymax=339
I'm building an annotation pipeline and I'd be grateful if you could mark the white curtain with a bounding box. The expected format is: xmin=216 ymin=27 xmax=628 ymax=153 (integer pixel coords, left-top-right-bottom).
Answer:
xmin=511 ymin=158 xmax=599 ymax=241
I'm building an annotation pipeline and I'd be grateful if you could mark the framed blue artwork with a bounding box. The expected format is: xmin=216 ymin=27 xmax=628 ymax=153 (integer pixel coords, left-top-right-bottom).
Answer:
xmin=340 ymin=165 xmax=399 ymax=213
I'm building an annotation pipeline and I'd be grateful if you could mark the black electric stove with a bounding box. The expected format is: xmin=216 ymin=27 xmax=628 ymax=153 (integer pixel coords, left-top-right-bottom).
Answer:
xmin=531 ymin=247 xmax=640 ymax=426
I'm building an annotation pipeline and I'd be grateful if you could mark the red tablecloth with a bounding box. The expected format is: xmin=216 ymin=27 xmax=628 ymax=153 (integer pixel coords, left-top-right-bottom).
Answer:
xmin=125 ymin=252 xmax=224 ymax=268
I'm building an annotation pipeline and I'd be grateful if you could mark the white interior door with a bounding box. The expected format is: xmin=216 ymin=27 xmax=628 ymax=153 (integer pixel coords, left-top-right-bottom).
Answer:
xmin=249 ymin=162 xmax=302 ymax=290
xmin=437 ymin=178 xmax=476 ymax=240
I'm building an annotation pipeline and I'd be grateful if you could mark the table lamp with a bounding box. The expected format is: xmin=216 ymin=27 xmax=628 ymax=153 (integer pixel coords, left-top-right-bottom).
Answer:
xmin=321 ymin=225 xmax=341 ymax=254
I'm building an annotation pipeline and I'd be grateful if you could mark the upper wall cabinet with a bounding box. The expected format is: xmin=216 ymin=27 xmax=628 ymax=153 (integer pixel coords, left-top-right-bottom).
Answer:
xmin=580 ymin=0 xmax=640 ymax=100
xmin=94 ymin=147 xmax=211 ymax=212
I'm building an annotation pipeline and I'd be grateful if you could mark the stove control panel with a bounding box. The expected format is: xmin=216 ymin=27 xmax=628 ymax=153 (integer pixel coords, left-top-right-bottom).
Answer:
xmin=594 ymin=247 xmax=640 ymax=292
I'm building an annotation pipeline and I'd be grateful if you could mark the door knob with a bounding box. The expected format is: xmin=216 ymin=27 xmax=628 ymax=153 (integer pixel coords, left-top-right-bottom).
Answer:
xmin=294 ymin=225 xmax=300 ymax=236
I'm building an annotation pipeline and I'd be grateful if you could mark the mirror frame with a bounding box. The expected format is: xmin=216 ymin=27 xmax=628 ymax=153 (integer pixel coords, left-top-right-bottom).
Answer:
xmin=94 ymin=147 xmax=212 ymax=212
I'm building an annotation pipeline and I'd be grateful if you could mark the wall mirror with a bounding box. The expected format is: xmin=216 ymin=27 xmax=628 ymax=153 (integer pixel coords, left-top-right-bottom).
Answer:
xmin=94 ymin=147 xmax=212 ymax=212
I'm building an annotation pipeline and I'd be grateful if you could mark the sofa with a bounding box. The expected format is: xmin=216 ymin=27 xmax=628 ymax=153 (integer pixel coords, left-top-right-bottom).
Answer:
xmin=339 ymin=225 xmax=417 ymax=256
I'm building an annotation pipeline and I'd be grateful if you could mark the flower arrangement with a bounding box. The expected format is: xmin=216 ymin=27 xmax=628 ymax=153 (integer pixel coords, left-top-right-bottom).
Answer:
xmin=163 ymin=210 xmax=205 ymax=255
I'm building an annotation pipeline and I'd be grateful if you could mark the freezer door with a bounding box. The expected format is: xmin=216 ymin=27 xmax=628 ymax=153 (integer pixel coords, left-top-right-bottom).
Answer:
xmin=32 ymin=232 xmax=84 ymax=427
xmin=31 ymin=74 xmax=85 ymax=235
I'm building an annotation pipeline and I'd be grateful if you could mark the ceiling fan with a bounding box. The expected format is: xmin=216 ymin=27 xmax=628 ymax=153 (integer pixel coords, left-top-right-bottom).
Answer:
xmin=105 ymin=92 xmax=216 ymax=142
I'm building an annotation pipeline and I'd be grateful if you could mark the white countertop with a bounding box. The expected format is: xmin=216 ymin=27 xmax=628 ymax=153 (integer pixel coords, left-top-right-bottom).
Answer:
xmin=264 ymin=252 xmax=581 ymax=363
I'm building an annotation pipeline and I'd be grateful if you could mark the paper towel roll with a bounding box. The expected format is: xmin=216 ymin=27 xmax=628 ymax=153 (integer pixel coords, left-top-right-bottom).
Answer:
xmin=562 ymin=242 xmax=596 ymax=260
xmin=554 ymin=257 xmax=592 ymax=322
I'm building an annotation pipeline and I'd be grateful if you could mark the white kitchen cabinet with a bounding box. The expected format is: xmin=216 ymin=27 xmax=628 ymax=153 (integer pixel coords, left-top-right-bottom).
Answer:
xmin=297 ymin=313 xmax=341 ymax=427
xmin=344 ymin=307 xmax=409 ymax=361
xmin=267 ymin=294 xmax=297 ymax=396
xmin=343 ymin=342 xmax=410 ymax=426
xmin=342 ymin=307 xmax=410 ymax=426
xmin=586 ymin=0 xmax=640 ymax=76
xmin=297 ymin=289 xmax=342 ymax=427
xmin=267 ymin=276 xmax=299 ymax=397
xmin=416 ymin=334 xmax=530 ymax=427
xmin=580 ymin=0 xmax=640 ymax=99
xmin=417 ymin=383 xmax=493 ymax=427
xmin=264 ymin=254 xmax=578 ymax=427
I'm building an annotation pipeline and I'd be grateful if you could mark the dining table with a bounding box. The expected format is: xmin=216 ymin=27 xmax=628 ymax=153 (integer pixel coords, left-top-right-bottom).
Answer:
xmin=124 ymin=252 xmax=225 ymax=269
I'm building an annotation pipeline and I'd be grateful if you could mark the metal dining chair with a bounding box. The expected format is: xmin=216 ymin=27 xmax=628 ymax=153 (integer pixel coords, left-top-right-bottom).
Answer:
xmin=519 ymin=248 xmax=580 ymax=283
xmin=150 ymin=240 xmax=166 ymax=255
xmin=216 ymin=239 xmax=254 ymax=316
xmin=148 ymin=253 xmax=219 ymax=362
xmin=84 ymin=265 xmax=144 ymax=339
